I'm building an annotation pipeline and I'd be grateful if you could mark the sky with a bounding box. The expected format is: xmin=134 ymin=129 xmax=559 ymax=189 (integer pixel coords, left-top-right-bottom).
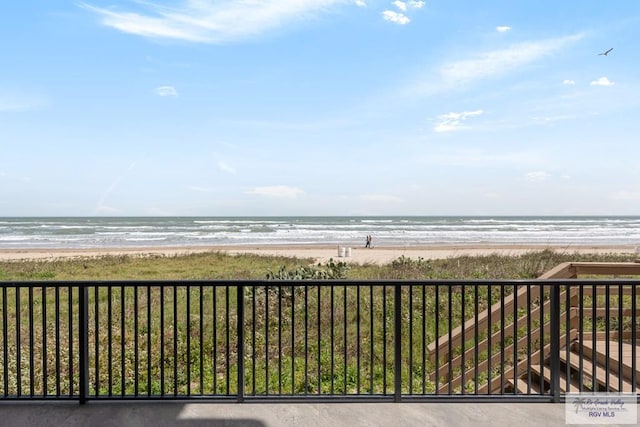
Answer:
xmin=1 ymin=1 xmax=639 ymax=216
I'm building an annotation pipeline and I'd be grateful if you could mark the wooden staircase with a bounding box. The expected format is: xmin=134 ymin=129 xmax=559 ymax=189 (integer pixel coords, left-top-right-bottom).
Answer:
xmin=427 ymin=262 xmax=640 ymax=395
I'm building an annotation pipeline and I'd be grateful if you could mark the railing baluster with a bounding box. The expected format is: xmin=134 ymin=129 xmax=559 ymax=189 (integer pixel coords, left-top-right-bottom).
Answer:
xmin=605 ymin=284 xmax=610 ymax=391
xmin=29 ymin=286 xmax=34 ymax=397
xmin=499 ymin=284 xmax=504 ymax=395
xmin=107 ymin=286 xmax=112 ymax=397
xmin=632 ymin=283 xmax=637 ymax=393
xmin=304 ymin=285 xmax=309 ymax=396
xmin=330 ymin=284 xmax=335 ymax=395
xmin=394 ymin=284 xmax=402 ymax=402
xmin=146 ymin=285 xmax=151 ymax=397
xmin=278 ymin=284 xmax=282 ymax=396
xmin=369 ymin=285 xmax=373 ymax=395
xmin=121 ymin=285 xmax=126 ymax=397
xmin=292 ymin=284 xmax=296 ymax=396
xmin=409 ymin=284 xmax=413 ymax=395
xmin=173 ymin=285 xmax=178 ymax=397
xmin=434 ymin=284 xmax=439 ymax=394
xmin=55 ymin=286 xmax=60 ymax=397
xmin=618 ymin=283 xmax=623 ymax=393
xmin=186 ymin=285 xmax=191 ymax=397
xmin=134 ymin=286 xmax=139 ymax=397
xmin=343 ymin=284 xmax=347 ymax=395
xmin=578 ymin=284 xmax=584 ymax=392
xmin=225 ymin=286 xmax=230 ymax=395
xmin=474 ymin=284 xmax=479 ymax=395
xmin=2 ymin=287 xmax=7 ymax=397
xmin=237 ymin=284 xmax=244 ymax=403
xmin=549 ymin=283 xmax=561 ymax=403
xmin=79 ymin=285 xmax=88 ymax=404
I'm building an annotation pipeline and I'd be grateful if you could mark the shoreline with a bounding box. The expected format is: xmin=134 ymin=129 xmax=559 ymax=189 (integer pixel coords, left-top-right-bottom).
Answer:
xmin=0 ymin=243 xmax=636 ymax=265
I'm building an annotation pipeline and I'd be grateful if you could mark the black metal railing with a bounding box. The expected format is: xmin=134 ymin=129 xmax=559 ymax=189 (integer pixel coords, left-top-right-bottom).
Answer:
xmin=0 ymin=280 xmax=638 ymax=403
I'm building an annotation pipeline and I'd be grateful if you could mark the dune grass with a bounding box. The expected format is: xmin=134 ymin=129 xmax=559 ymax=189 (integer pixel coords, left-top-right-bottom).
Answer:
xmin=0 ymin=249 xmax=637 ymax=398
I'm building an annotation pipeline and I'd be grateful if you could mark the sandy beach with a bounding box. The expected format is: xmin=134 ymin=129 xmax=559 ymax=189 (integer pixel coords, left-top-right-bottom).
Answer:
xmin=0 ymin=244 xmax=636 ymax=265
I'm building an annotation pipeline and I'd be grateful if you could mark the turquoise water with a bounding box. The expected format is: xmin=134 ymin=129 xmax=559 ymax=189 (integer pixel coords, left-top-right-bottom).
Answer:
xmin=1 ymin=216 xmax=639 ymax=249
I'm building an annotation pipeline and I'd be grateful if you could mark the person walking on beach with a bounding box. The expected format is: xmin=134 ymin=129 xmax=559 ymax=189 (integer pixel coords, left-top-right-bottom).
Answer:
xmin=365 ymin=235 xmax=372 ymax=248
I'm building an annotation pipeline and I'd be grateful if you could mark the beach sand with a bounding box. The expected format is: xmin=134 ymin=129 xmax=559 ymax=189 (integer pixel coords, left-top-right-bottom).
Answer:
xmin=0 ymin=244 xmax=636 ymax=265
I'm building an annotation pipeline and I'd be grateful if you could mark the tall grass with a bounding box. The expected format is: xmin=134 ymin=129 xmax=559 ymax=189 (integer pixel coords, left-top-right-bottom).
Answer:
xmin=0 ymin=249 xmax=637 ymax=397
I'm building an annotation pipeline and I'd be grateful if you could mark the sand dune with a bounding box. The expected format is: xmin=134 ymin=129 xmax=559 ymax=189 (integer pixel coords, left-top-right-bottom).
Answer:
xmin=0 ymin=244 xmax=636 ymax=265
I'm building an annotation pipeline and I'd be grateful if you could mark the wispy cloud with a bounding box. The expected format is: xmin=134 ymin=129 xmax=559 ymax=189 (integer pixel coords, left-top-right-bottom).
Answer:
xmin=496 ymin=25 xmax=511 ymax=33
xmin=434 ymin=109 xmax=483 ymax=132
xmin=382 ymin=0 xmax=423 ymax=24
xmin=382 ymin=10 xmax=410 ymax=25
xmin=392 ymin=1 xmax=407 ymax=11
xmin=80 ymin=0 xmax=353 ymax=43
xmin=590 ymin=76 xmax=615 ymax=87
xmin=355 ymin=0 xmax=367 ymax=6
xmin=217 ymin=161 xmax=236 ymax=174
xmin=155 ymin=85 xmax=178 ymax=96
xmin=525 ymin=171 xmax=551 ymax=182
xmin=562 ymin=79 xmax=576 ymax=85
xmin=432 ymin=34 xmax=583 ymax=89
xmin=246 ymin=185 xmax=305 ymax=198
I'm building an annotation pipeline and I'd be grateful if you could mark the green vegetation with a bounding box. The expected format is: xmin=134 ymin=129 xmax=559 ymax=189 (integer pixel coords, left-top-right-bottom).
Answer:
xmin=0 ymin=248 xmax=634 ymax=281
xmin=0 ymin=249 xmax=636 ymax=397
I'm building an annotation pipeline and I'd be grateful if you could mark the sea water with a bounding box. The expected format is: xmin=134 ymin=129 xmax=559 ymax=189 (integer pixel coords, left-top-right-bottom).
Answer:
xmin=1 ymin=216 xmax=639 ymax=249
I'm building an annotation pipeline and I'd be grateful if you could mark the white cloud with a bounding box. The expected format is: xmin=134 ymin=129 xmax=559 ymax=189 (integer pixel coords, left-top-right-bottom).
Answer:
xmin=81 ymin=0 xmax=352 ymax=43
xmin=217 ymin=161 xmax=237 ymax=174
xmin=246 ymin=185 xmax=305 ymax=198
xmin=496 ymin=25 xmax=511 ymax=32
xmin=611 ymin=191 xmax=640 ymax=201
xmin=360 ymin=194 xmax=404 ymax=203
xmin=562 ymin=79 xmax=575 ymax=85
xmin=355 ymin=0 xmax=367 ymax=6
xmin=392 ymin=1 xmax=407 ymax=11
xmin=155 ymin=86 xmax=178 ymax=96
xmin=438 ymin=34 xmax=584 ymax=87
xmin=434 ymin=109 xmax=483 ymax=132
xmin=525 ymin=171 xmax=551 ymax=182
xmin=590 ymin=76 xmax=615 ymax=87
xmin=382 ymin=10 xmax=410 ymax=24
xmin=408 ymin=1 xmax=425 ymax=8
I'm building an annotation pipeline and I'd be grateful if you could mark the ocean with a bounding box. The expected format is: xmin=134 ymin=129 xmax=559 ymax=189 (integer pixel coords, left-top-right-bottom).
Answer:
xmin=1 ymin=217 xmax=640 ymax=249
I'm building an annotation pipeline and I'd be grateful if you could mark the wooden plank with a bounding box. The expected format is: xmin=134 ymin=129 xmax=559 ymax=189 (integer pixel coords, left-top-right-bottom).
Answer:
xmin=432 ymin=307 xmax=578 ymax=384
xmin=578 ymin=340 xmax=640 ymax=380
xmin=572 ymin=262 xmax=640 ymax=277
xmin=561 ymin=348 xmax=636 ymax=392
xmin=538 ymin=262 xmax=576 ymax=279
xmin=580 ymin=308 xmax=640 ymax=317
xmin=475 ymin=329 xmax=578 ymax=394
xmin=531 ymin=363 xmax=584 ymax=393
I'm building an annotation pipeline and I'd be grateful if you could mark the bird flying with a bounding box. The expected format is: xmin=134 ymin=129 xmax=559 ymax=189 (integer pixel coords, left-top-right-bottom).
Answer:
xmin=599 ymin=48 xmax=613 ymax=56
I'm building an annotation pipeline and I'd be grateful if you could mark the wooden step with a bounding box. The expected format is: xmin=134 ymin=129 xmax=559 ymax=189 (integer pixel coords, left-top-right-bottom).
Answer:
xmin=530 ymin=363 xmax=584 ymax=393
xmin=561 ymin=349 xmax=636 ymax=392
xmin=505 ymin=378 xmax=537 ymax=394
xmin=574 ymin=340 xmax=640 ymax=385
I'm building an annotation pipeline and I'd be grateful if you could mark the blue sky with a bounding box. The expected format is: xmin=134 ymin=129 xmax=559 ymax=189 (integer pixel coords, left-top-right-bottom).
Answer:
xmin=1 ymin=1 xmax=639 ymax=216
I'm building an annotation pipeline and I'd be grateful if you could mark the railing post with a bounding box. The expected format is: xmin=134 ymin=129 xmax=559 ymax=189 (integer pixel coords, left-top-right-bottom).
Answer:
xmin=394 ymin=284 xmax=402 ymax=402
xmin=237 ymin=283 xmax=245 ymax=403
xmin=79 ymin=285 xmax=89 ymax=404
xmin=549 ymin=282 xmax=561 ymax=403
